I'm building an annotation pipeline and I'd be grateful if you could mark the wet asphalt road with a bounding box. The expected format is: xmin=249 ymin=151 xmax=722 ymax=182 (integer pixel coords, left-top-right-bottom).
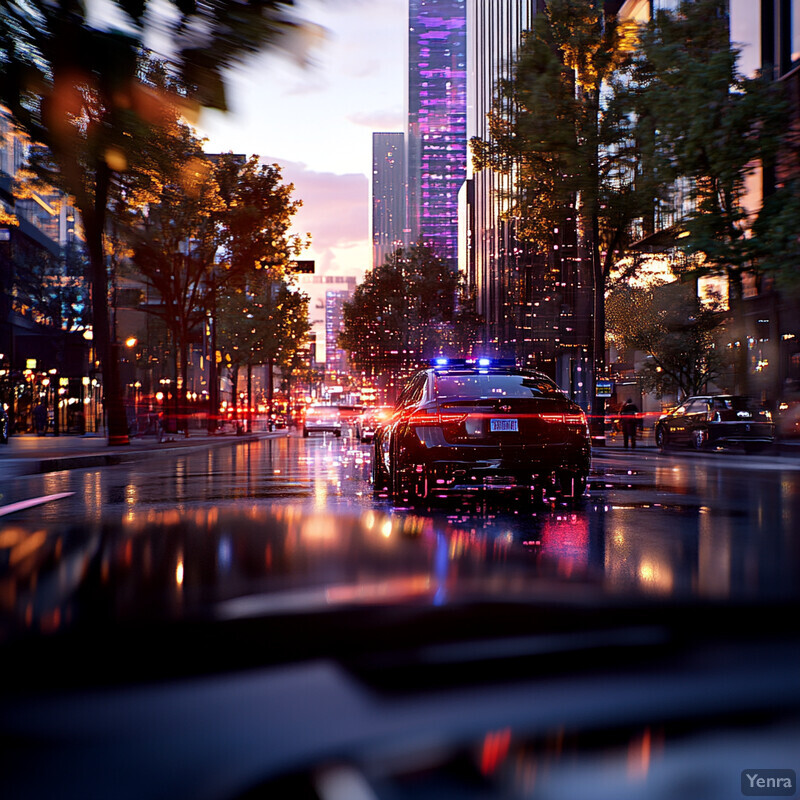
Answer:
xmin=2 ymin=428 xmax=800 ymax=603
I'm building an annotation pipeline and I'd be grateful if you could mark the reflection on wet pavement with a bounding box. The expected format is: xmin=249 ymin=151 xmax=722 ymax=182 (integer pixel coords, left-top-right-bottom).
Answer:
xmin=1 ymin=432 xmax=800 ymax=638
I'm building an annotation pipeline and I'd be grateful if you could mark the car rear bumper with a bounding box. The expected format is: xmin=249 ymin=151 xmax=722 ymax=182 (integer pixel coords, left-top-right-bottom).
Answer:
xmin=401 ymin=444 xmax=590 ymax=493
xmin=708 ymin=422 xmax=774 ymax=446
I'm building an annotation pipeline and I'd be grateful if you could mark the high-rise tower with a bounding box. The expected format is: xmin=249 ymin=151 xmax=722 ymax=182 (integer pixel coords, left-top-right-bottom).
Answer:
xmin=372 ymin=132 xmax=406 ymax=268
xmin=407 ymin=0 xmax=467 ymax=270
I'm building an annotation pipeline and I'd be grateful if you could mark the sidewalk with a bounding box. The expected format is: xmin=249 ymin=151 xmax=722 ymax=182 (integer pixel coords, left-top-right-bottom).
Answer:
xmin=0 ymin=428 xmax=290 ymax=478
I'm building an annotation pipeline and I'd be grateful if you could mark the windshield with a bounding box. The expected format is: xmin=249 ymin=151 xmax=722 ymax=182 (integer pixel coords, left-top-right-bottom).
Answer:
xmin=307 ymin=406 xmax=340 ymax=416
xmin=712 ymin=396 xmax=768 ymax=411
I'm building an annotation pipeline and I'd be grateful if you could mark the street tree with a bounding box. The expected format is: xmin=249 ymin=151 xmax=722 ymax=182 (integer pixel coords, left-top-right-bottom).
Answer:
xmin=636 ymin=0 xmax=788 ymax=393
xmin=606 ymin=280 xmax=729 ymax=400
xmin=471 ymin=0 xmax=644 ymax=423
xmin=212 ymin=154 xmax=308 ymax=427
xmin=125 ymin=122 xmax=222 ymax=433
xmin=274 ymin=285 xmax=311 ymax=421
xmin=217 ymin=272 xmax=309 ymax=429
xmin=339 ymin=243 xmax=457 ymax=396
xmin=0 ymin=0 xmax=300 ymax=444
xmin=277 ymin=292 xmax=312 ymax=427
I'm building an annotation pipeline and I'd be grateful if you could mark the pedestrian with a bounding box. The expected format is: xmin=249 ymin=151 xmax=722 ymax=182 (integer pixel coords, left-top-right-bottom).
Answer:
xmin=619 ymin=397 xmax=639 ymax=449
xmin=33 ymin=401 xmax=48 ymax=436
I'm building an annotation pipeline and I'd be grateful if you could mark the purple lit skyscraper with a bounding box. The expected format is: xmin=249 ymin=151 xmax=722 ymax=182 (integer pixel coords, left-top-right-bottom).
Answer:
xmin=407 ymin=0 xmax=467 ymax=271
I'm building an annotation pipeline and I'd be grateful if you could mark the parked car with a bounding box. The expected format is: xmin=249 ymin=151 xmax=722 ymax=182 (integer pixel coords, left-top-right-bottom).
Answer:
xmin=654 ymin=395 xmax=775 ymax=453
xmin=302 ymin=405 xmax=342 ymax=438
xmin=0 ymin=403 xmax=8 ymax=444
xmin=354 ymin=405 xmax=393 ymax=442
xmin=373 ymin=357 xmax=590 ymax=503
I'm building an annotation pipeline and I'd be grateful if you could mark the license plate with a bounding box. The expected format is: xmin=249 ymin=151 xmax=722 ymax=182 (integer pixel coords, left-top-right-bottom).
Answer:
xmin=490 ymin=418 xmax=518 ymax=432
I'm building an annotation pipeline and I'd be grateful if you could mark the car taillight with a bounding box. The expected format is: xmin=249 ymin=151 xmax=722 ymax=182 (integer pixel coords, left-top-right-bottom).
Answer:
xmin=539 ymin=413 xmax=565 ymax=424
xmin=409 ymin=410 xmax=466 ymax=426
xmin=537 ymin=412 xmax=587 ymax=426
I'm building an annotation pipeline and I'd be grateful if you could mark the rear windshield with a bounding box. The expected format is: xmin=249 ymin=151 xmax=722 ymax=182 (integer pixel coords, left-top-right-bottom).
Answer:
xmin=711 ymin=397 xmax=766 ymax=411
xmin=435 ymin=374 xmax=564 ymax=400
xmin=307 ymin=406 xmax=339 ymax=416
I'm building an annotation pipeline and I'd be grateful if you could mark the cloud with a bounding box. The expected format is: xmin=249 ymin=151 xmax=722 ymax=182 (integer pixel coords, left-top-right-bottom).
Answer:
xmin=264 ymin=157 xmax=369 ymax=277
xmin=347 ymin=108 xmax=405 ymax=130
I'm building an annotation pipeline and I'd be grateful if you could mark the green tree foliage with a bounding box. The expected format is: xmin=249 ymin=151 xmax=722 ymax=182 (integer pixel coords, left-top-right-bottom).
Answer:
xmin=636 ymin=0 xmax=788 ymax=391
xmin=339 ymin=243 xmax=457 ymax=383
xmin=214 ymin=155 xmax=308 ymax=276
xmin=607 ymin=281 xmax=728 ymax=399
xmin=751 ymin=105 xmax=800 ymax=299
xmin=0 ymin=0 xmax=299 ymax=442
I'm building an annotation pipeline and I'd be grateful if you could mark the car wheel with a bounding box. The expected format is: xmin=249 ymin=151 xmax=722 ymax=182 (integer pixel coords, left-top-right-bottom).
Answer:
xmin=559 ymin=472 xmax=587 ymax=500
xmin=693 ymin=429 xmax=707 ymax=450
xmin=390 ymin=444 xmax=418 ymax=503
xmin=655 ymin=426 xmax=668 ymax=451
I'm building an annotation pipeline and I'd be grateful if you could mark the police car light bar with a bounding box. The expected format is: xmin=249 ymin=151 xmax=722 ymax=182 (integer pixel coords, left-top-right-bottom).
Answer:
xmin=429 ymin=357 xmax=517 ymax=369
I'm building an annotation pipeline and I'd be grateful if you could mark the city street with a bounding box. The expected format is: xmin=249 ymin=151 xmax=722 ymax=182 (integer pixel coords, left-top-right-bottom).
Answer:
xmin=3 ymin=427 xmax=799 ymax=603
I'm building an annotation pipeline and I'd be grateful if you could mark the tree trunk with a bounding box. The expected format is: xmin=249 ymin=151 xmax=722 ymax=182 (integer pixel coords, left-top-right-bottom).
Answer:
xmin=728 ymin=269 xmax=750 ymax=395
xmin=173 ymin=332 xmax=180 ymax=435
xmin=247 ymin=362 xmax=253 ymax=433
xmin=231 ymin=364 xmax=240 ymax=428
xmin=208 ymin=287 xmax=218 ymax=433
xmin=267 ymin=356 xmax=275 ymax=425
xmin=83 ymin=162 xmax=129 ymax=446
xmin=180 ymin=333 xmax=190 ymax=437
xmin=285 ymin=371 xmax=293 ymax=427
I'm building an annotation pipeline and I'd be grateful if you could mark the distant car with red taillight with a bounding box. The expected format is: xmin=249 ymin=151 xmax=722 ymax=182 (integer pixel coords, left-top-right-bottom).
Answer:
xmin=372 ymin=358 xmax=590 ymax=504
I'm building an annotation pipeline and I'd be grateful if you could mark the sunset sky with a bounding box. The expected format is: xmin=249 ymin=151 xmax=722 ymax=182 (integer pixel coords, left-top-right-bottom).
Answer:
xmin=196 ymin=0 xmax=408 ymax=283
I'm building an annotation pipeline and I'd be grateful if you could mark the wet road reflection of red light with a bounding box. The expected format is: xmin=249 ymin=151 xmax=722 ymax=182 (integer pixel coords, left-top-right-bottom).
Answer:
xmin=540 ymin=514 xmax=589 ymax=571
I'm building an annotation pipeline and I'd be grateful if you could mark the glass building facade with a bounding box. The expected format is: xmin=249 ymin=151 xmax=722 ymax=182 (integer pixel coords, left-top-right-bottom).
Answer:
xmin=372 ymin=132 xmax=407 ymax=269
xmin=325 ymin=290 xmax=351 ymax=375
xmin=466 ymin=0 xmax=540 ymax=354
xmin=407 ymin=0 xmax=467 ymax=271
xmin=465 ymin=0 xmax=592 ymax=402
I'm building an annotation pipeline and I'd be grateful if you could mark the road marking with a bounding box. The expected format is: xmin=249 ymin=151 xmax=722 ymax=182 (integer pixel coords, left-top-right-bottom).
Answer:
xmin=0 ymin=492 xmax=75 ymax=518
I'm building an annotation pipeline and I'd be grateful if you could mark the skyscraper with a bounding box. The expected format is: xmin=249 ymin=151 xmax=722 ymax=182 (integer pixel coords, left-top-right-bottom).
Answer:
xmin=465 ymin=0 xmax=541 ymax=355
xmin=372 ymin=132 xmax=406 ymax=268
xmin=407 ymin=0 xmax=467 ymax=270
xmin=325 ymin=290 xmax=351 ymax=375
xmin=464 ymin=0 xmax=592 ymax=405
